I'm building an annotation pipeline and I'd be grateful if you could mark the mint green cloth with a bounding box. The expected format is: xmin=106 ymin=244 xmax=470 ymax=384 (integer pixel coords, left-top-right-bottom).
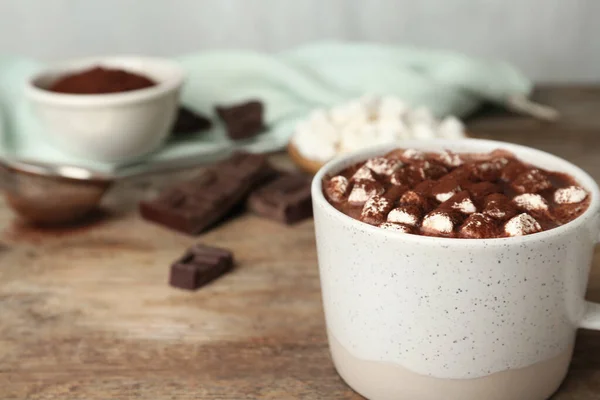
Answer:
xmin=0 ymin=41 xmax=531 ymax=177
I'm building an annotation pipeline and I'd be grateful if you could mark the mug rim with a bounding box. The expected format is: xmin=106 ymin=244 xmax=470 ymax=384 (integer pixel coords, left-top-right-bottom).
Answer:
xmin=311 ymin=138 xmax=600 ymax=247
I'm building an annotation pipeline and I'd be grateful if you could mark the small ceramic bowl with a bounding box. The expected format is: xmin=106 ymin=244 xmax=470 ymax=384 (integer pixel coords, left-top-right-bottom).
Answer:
xmin=25 ymin=56 xmax=185 ymax=162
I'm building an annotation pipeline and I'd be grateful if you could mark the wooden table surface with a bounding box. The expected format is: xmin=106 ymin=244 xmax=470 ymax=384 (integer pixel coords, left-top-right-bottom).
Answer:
xmin=2 ymin=86 xmax=600 ymax=400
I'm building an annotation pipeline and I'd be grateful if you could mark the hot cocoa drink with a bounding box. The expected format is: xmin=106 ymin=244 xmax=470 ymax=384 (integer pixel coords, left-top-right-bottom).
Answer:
xmin=323 ymin=148 xmax=590 ymax=238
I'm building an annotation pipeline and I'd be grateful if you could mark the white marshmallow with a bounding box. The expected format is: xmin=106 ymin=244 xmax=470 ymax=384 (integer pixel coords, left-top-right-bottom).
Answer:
xmin=402 ymin=149 xmax=425 ymax=160
xmin=439 ymin=150 xmax=463 ymax=167
xmin=407 ymin=107 xmax=435 ymax=127
xmin=387 ymin=207 xmax=419 ymax=226
xmin=513 ymin=193 xmax=548 ymax=211
xmin=422 ymin=212 xmax=455 ymax=234
xmin=292 ymin=95 xmax=467 ymax=165
xmin=339 ymin=127 xmax=373 ymax=154
xmin=348 ymin=182 xmax=382 ymax=205
xmin=437 ymin=116 xmax=467 ymax=139
xmin=411 ymin=123 xmax=437 ymax=140
xmin=504 ymin=213 xmax=541 ymax=237
xmin=554 ymin=186 xmax=587 ymax=204
xmin=293 ymin=124 xmax=337 ymax=162
xmin=435 ymin=187 xmax=460 ymax=203
xmin=325 ymin=176 xmax=349 ymax=202
xmin=365 ymin=157 xmax=403 ymax=176
xmin=351 ymin=165 xmax=376 ymax=181
xmin=452 ymin=197 xmax=477 ymax=214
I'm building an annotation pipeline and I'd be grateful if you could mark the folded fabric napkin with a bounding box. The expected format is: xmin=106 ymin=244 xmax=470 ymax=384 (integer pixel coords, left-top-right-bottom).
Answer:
xmin=0 ymin=41 xmax=532 ymax=177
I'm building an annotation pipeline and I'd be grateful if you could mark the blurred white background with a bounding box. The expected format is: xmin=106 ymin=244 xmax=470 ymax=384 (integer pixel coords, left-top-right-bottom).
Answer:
xmin=0 ymin=0 xmax=597 ymax=82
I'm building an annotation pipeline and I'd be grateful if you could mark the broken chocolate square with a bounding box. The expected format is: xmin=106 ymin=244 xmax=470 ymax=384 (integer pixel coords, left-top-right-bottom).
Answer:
xmin=216 ymin=100 xmax=265 ymax=140
xmin=247 ymin=173 xmax=312 ymax=224
xmin=169 ymin=244 xmax=234 ymax=290
xmin=172 ymin=106 xmax=212 ymax=134
xmin=139 ymin=152 xmax=276 ymax=235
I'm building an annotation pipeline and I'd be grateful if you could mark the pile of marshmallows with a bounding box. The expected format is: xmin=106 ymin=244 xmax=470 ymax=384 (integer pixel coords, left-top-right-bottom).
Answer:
xmin=292 ymin=95 xmax=467 ymax=162
xmin=325 ymin=149 xmax=589 ymax=238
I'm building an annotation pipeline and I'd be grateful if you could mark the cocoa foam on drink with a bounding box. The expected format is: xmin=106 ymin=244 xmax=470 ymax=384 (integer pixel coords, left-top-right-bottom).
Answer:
xmin=323 ymin=148 xmax=591 ymax=239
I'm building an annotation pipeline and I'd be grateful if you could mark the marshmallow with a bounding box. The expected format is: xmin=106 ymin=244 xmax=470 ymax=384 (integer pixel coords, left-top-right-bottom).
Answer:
xmin=442 ymin=191 xmax=477 ymax=214
xmin=400 ymin=190 xmax=424 ymax=205
xmin=348 ymin=181 xmax=384 ymax=205
xmin=376 ymin=118 xmax=409 ymax=140
xmin=292 ymin=95 xmax=466 ymax=164
xmin=483 ymin=193 xmax=518 ymax=221
xmin=435 ymin=191 xmax=460 ymax=202
xmin=554 ymin=186 xmax=588 ymax=204
xmin=459 ymin=213 xmax=498 ymax=239
xmin=330 ymin=101 xmax=366 ymax=128
xmin=454 ymin=198 xmax=476 ymax=214
xmin=361 ymin=195 xmax=394 ymax=225
xmin=407 ymin=107 xmax=435 ymax=127
xmin=324 ymin=176 xmax=349 ymax=203
xmin=411 ymin=123 xmax=437 ymax=140
xmin=359 ymin=94 xmax=380 ymax=113
xmin=437 ymin=116 xmax=466 ymax=139
xmin=338 ymin=127 xmax=372 ymax=154
xmin=513 ymin=193 xmax=548 ymax=211
xmin=387 ymin=205 xmax=421 ymax=226
xmin=402 ymin=149 xmax=425 ymax=161
xmin=504 ymin=213 xmax=542 ymax=237
xmin=365 ymin=157 xmax=403 ymax=176
xmin=422 ymin=211 xmax=458 ymax=235
xmin=351 ymin=165 xmax=376 ymax=182
xmin=293 ymin=112 xmax=340 ymax=162
xmin=307 ymin=109 xmax=330 ymax=128
xmin=484 ymin=207 xmax=509 ymax=220
xmin=438 ymin=150 xmax=463 ymax=167
xmin=473 ymin=158 xmax=508 ymax=181
xmin=431 ymin=179 xmax=461 ymax=203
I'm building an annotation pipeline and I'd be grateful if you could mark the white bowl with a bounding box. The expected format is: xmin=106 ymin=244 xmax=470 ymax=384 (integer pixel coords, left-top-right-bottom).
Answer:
xmin=25 ymin=56 xmax=185 ymax=162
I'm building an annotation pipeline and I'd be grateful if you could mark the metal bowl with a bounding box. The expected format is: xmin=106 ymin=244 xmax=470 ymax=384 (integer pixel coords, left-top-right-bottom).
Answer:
xmin=0 ymin=162 xmax=112 ymax=225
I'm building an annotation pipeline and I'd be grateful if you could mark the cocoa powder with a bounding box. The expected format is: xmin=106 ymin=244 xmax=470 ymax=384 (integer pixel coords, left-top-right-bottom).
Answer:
xmin=49 ymin=66 xmax=156 ymax=94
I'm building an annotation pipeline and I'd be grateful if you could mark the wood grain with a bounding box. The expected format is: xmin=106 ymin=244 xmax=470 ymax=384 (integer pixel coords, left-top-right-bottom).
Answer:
xmin=1 ymin=86 xmax=600 ymax=399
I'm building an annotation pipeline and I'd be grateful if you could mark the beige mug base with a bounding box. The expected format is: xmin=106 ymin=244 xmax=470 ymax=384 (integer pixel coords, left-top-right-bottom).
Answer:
xmin=329 ymin=333 xmax=572 ymax=400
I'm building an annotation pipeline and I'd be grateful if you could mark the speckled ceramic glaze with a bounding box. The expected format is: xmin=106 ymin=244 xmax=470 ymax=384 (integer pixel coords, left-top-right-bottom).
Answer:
xmin=312 ymin=139 xmax=600 ymax=400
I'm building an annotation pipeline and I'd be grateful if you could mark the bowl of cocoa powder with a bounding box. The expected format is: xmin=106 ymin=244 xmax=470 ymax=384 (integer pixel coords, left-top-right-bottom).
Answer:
xmin=25 ymin=56 xmax=185 ymax=162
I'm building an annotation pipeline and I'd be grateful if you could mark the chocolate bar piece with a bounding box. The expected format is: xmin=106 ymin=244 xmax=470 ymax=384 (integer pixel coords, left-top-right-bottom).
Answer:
xmin=216 ymin=100 xmax=265 ymax=140
xmin=139 ymin=152 xmax=275 ymax=234
xmin=169 ymin=244 xmax=234 ymax=290
xmin=172 ymin=106 xmax=212 ymax=134
xmin=247 ymin=173 xmax=312 ymax=224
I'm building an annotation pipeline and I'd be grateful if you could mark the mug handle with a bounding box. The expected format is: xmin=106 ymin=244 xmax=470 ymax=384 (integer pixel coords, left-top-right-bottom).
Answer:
xmin=580 ymin=303 xmax=600 ymax=330
xmin=579 ymin=230 xmax=600 ymax=329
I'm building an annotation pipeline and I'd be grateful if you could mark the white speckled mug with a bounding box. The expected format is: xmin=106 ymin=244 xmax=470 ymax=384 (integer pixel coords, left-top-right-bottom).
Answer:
xmin=312 ymin=139 xmax=600 ymax=400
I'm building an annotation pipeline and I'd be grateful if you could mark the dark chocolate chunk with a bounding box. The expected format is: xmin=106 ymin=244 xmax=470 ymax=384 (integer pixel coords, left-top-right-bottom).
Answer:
xmin=172 ymin=106 xmax=212 ymax=134
xmin=247 ymin=173 xmax=312 ymax=224
xmin=216 ymin=100 xmax=265 ymax=140
xmin=139 ymin=152 xmax=276 ymax=235
xmin=169 ymin=244 xmax=234 ymax=290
